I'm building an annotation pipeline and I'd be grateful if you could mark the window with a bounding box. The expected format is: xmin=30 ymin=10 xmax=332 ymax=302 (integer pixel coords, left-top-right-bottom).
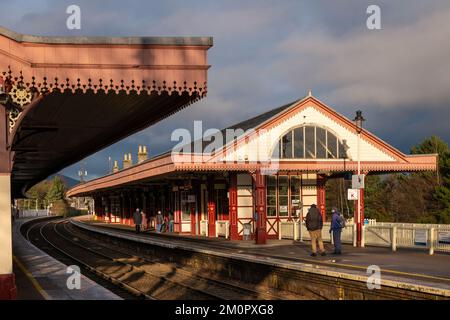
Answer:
xmin=316 ymin=127 xmax=327 ymax=158
xmin=327 ymin=132 xmax=337 ymax=159
xmin=272 ymin=125 xmax=344 ymax=160
xmin=181 ymin=192 xmax=192 ymax=221
xmin=278 ymin=176 xmax=289 ymax=216
xmin=266 ymin=176 xmax=277 ymax=217
xmin=216 ymin=189 xmax=229 ymax=218
xmin=305 ymin=126 xmax=315 ymax=158
xmin=281 ymin=132 xmax=293 ymax=158
xmin=265 ymin=175 xmax=304 ymax=218
xmin=293 ymin=127 xmax=304 ymax=158
xmin=290 ymin=176 xmax=302 ymax=217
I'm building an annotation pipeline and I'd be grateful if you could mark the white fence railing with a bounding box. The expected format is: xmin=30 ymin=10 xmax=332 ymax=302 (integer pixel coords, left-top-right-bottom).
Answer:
xmin=279 ymin=221 xmax=355 ymax=244
xmin=279 ymin=220 xmax=450 ymax=255
xmin=17 ymin=209 xmax=50 ymax=218
xmin=200 ymin=220 xmax=208 ymax=236
xmin=215 ymin=220 xmax=230 ymax=239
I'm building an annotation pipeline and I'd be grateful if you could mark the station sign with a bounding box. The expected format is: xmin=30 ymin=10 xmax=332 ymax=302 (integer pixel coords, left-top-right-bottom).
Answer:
xmin=347 ymin=189 xmax=359 ymax=200
xmin=438 ymin=231 xmax=450 ymax=244
xmin=414 ymin=229 xmax=428 ymax=246
xmin=352 ymin=174 xmax=365 ymax=189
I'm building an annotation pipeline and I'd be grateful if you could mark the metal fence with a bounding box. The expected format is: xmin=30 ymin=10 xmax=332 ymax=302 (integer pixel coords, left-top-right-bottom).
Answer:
xmin=17 ymin=209 xmax=50 ymax=218
xmin=215 ymin=220 xmax=230 ymax=239
xmin=279 ymin=220 xmax=450 ymax=255
xmin=279 ymin=221 xmax=355 ymax=244
xmin=200 ymin=220 xmax=208 ymax=236
xmin=364 ymin=224 xmax=450 ymax=254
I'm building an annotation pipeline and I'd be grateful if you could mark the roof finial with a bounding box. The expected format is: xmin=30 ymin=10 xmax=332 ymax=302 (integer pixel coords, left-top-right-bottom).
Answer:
xmin=308 ymin=89 xmax=312 ymax=97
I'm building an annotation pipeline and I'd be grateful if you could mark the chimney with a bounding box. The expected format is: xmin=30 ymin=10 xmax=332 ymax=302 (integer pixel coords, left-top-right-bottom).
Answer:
xmin=113 ymin=160 xmax=119 ymax=173
xmin=123 ymin=154 xmax=132 ymax=169
xmin=138 ymin=145 xmax=148 ymax=163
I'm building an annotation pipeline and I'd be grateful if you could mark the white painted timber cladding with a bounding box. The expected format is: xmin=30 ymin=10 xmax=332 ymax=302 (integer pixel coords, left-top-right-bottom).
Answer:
xmin=221 ymin=105 xmax=396 ymax=163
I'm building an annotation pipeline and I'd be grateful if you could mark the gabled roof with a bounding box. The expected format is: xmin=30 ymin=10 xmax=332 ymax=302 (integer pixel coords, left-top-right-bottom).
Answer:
xmin=224 ymin=99 xmax=301 ymax=133
xmin=67 ymin=93 xmax=437 ymax=197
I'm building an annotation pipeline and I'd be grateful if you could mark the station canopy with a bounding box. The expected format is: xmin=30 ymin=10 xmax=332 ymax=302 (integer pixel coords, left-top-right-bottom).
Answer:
xmin=0 ymin=26 xmax=212 ymax=197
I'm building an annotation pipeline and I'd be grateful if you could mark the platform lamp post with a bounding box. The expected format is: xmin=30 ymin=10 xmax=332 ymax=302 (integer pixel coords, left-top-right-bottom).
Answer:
xmin=353 ymin=110 xmax=365 ymax=247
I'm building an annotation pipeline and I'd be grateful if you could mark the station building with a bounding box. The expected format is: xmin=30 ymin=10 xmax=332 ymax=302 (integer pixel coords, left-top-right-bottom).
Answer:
xmin=67 ymin=93 xmax=437 ymax=242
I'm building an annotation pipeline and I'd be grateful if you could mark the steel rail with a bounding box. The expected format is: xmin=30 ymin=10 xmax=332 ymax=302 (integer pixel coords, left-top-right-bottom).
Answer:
xmin=63 ymin=221 xmax=286 ymax=300
xmin=35 ymin=219 xmax=156 ymax=300
xmin=52 ymin=220 xmax=227 ymax=300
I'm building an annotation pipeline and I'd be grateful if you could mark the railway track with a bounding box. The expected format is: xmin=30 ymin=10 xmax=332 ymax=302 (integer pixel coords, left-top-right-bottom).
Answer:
xmin=23 ymin=218 xmax=140 ymax=300
xmin=23 ymin=218 xmax=295 ymax=300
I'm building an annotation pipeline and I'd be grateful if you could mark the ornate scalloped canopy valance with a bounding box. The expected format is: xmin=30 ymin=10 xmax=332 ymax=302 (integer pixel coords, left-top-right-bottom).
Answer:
xmin=0 ymin=27 xmax=212 ymax=197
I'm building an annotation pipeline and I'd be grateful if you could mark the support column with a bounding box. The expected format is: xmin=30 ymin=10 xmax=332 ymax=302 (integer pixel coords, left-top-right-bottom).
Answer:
xmin=254 ymin=170 xmax=267 ymax=245
xmin=228 ymin=173 xmax=238 ymax=240
xmin=354 ymin=188 xmax=365 ymax=247
xmin=0 ymin=173 xmax=16 ymax=299
xmin=128 ymin=194 xmax=133 ymax=226
xmin=107 ymin=196 xmax=112 ymax=223
xmin=118 ymin=195 xmax=123 ymax=224
xmin=317 ymin=174 xmax=327 ymax=222
xmin=207 ymin=176 xmax=216 ymax=237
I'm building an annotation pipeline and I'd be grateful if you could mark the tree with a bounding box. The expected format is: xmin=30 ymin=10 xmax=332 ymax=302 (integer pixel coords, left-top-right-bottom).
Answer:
xmin=26 ymin=180 xmax=51 ymax=209
xmin=326 ymin=136 xmax=450 ymax=224
xmin=411 ymin=135 xmax=450 ymax=185
xmin=46 ymin=176 xmax=66 ymax=203
xmin=410 ymin=136 xmax=450 ymax=223
xmin=364 ymin=175 xmax=391 ymax=221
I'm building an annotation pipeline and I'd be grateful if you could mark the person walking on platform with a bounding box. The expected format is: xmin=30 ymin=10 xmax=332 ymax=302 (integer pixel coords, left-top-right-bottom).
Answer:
xmin=305 ymin=204 xmax=326 ymax=257
xmin=133 ymin=208 xmax=142 ymax=234
xmin=156 ymin=210 xmax=163 ymax=233
xmin=330 ymin=207 xmax=345 ymax=255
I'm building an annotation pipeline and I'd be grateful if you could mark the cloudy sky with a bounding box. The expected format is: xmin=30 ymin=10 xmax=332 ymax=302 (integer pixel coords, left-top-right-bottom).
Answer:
xmin=1 ymin=0 xmax=449 ymax=180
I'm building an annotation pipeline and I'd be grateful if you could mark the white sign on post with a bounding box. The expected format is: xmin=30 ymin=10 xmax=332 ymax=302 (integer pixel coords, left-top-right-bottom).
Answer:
xmin=352 ymin=174 xmax=365 ymax=189
xmin=348 ymin=189 xmax=359 ymax=201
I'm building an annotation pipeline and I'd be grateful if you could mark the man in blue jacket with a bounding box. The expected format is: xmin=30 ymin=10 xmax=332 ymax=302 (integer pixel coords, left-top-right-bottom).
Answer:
xmin=330 ymin=207 xmax=345 ymax=254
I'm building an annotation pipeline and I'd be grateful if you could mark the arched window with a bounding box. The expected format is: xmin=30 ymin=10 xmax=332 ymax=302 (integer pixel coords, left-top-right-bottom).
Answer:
xmin=272 ymin=125 xmax=347 ymax=159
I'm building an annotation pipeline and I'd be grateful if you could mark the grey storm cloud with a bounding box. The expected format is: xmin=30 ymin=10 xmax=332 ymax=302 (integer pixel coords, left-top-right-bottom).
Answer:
xmin=275 ymin=7 xmax=450 ymax=110
xmin=0 ymin=0 xmax=449 ymax=180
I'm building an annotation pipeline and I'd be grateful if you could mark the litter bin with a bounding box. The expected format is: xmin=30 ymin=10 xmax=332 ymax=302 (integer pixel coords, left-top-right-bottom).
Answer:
xmin=243 ymin=223 xmax=252 ymax=240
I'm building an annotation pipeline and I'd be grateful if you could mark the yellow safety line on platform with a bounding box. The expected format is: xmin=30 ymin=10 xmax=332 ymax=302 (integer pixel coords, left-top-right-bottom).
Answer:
xmin=13 ymin=255 xmax=51 ymax=300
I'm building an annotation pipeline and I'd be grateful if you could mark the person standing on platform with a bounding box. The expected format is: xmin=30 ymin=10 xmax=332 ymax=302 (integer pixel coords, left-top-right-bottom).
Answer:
xmin=305 ymin=204 xmax=326 ymax=257
xmin=156 ymin=210 xmax=163 ymax=233
xmin=330 ymin=207 xmax=345 ymax=254
xmin=133 ymin=208 xmax=142 ymax=234
xmin=168 ymin=211 xmax=174 ymax=233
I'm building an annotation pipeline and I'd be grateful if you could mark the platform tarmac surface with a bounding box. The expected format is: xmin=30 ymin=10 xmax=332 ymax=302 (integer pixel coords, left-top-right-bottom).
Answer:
xmin=13 ymin=217 xmax=121 ymax=300
xmin=75 ymin=216 xmax=450 ymax=296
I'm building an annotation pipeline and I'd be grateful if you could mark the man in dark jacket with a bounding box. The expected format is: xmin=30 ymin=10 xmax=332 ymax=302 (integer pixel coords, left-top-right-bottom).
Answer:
xmin=305 ymin=204 xmax=326 ymax=256
xmin=330 ymin=207 xmax=344 ymax=254
xmin=133 ymin=208 xmax=142 ymax=234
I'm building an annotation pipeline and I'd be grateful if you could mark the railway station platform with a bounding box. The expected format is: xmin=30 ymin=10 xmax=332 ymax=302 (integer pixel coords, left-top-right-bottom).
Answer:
xmin=12 ymin=217 xmax=121 ymax=300
xmin=73 ymin=216 xmax=450 ymax=299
